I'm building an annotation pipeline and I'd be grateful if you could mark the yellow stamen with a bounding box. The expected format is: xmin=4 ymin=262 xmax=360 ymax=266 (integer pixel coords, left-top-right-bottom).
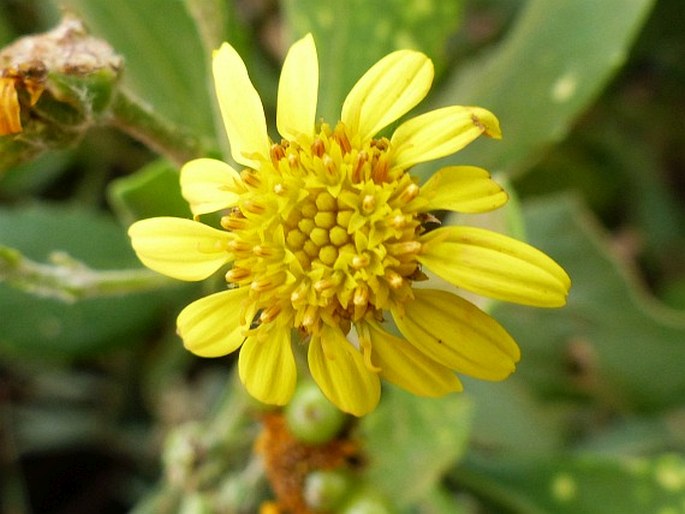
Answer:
xmin=302 ymin=305 xmax=318 ymax=328
xmin=242 ymin=199 xmax=265 ymax=215
xmin=311 ymin=138 xmax=325 ymax=157
xmin=398 ymin=183 xmax=420 ymax=204
xmin=225 ymin=267 xmax=251 ymax=282
xmin=388 ymin=241 xmax=421 ymax=256
xmin=353 ymin=285 xmax=368 ymax=306
xmin=385 ymin=270 xmax=404 ymax=288
xmin=361 ymin=194 xmax=376 ymax=214
xmin=351 ymin=254 xmax=370 ymax=269
xmin=251 ymin=272 xmax=285 ymax=292
xmin=352 ymin=151 xmax=368 ymax=183
xmin=270 ymin=143 xmax=286 ymax=163
xmin=222 ymin=216 xmax=248 ymax=230
xmin=229 ymin=239 xmax=253 ymax=253
xmin=241 ymin=169 xmax=262 ymax=188
xmin=260 ymin=304 xmax=281 ymax=323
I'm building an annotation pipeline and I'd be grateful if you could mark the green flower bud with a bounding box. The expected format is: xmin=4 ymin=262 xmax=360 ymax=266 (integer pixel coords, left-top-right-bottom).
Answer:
xmin=303 ymin=469 xmax=351 ymax=511
xmin=179 ymin=492 xmax=213 ymax=514
xmin=338 ymin=489 xmax=395 ymax=514
xmin=285 ymin=381 xmax=347 ymax=445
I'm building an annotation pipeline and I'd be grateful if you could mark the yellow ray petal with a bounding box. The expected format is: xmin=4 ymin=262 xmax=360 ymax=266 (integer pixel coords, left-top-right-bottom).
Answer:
xmin=177 ymin=288 xmax=248 ymax=357
xmin=420 ymin=166 xmax=508 ymax=213
xmin=128 ymin=217 xmax=233 ymax=281
xmin=341 ymin=50 xmax=433 ymax=142
xmin=419 ymin=226 xmax=571 ymax=307
xmin=390 ymin=106 xmax=501 ymax=170
xmin=213 ymin=42 xmax=270 ymax=168
xmin=277 ymin=33 xmax=318 ymax=141
xmin=391 ymin=289 xmax=520 ymax=380
xmin=180 ymin=158 xmax=243 ymax=217
xmin=360 ymin=320 xmax=463 ymax=396
xmin=308 ymin=326 xmax=380 ymax=416
xmin=239 ymin=328 xmax=296 ymax=406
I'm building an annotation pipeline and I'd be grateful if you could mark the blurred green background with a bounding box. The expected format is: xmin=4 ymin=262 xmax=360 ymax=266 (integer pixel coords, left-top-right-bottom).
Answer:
xmin=1 ymin=0 xmax=684 ymax=513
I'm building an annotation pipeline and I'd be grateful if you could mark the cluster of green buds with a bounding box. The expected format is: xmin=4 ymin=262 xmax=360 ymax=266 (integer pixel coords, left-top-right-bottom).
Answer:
xmin=281 ymin=382 xmax=395 ymax=514
xmin=0 ymin=15 xmax=122 ymax=171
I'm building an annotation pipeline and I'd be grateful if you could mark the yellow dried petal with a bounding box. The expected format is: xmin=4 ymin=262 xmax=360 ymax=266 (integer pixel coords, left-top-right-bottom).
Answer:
xmin=213 ymin=42 xmax=270 ymax=167
xmin=420 ymin=166 xmax=508 ymax=213
xmin=419 ymin=226 xmax=571 ymax=307
xmin=128 ymin=217 xmax=233 ymax=281
xmin=239 ymin=328 xmax=296 ymax=406
xmin=391 ymin=288 xmax=520 ymax=380
xmin=180 ymin=158 xmax=242 ymax=216
xmin=390 ymin=106 xmax=501 ymax=170
xmin=0 ymin=78 xmax=22 ymax=135
xmin=341 ymin=50 xmax=433 ymax=142
xmin=277 ymin=33 xmax=318 ymax=141
xmin=177 ymin=288 xmax=248 ymax=357
xmin=308 ymin=326 xmax=380 ymax=416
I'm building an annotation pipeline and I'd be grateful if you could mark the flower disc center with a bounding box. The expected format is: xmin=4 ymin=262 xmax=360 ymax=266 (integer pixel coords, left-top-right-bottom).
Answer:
xmin=223 ymin=123 xmax=425 ymax=333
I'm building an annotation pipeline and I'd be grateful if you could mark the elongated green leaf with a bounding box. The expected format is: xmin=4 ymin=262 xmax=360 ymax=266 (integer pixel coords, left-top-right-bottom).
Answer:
xmin=462 ymin=378 xmax=565 ymax=456
xmin=493 ymin=195 xmax=685 ymax=411
xmin=57 ymin=0 xmax=214 ymax=139
xmin=360 ymin=385 xmax=472 ymax=507
xmin=282 ymin=0 xmax=464 ymax=124
xmin=0 ymin=204 xmax=186 ymax=358
xmin=107 ymin=159 xmax=191 ymax=224
xmin=455 ymin=453 xmax=685 ymax=514
xmin=431 ymin=0 xmax=656 ymax=177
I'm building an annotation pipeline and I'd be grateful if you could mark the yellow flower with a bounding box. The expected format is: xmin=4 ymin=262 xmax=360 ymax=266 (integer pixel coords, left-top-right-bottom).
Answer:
xmin=128 ymin=34 xmax=570 ymax=416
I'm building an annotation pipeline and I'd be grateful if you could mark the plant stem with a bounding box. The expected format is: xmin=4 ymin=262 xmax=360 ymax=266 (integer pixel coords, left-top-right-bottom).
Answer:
xmin=0 ymin=246 xmax=173 ymax=302
xmin=108 ymin=90 xmax=205 ymax=166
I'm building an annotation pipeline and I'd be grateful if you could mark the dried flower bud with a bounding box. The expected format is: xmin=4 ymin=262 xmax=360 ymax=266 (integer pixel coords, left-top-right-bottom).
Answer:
xmin=0 ymin=15 xmax=123 ymax=171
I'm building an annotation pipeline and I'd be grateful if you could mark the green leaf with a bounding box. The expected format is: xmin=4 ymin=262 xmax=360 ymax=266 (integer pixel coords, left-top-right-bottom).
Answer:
xmin=431 ymin=0 xmax=656 ymax=177
xmin=57 ymin=0 xmax=215 ymax=139
xmin=461 ymin=378 xmax=565 ymax=457
xmin=360 ymin=385 xmax=472 ymax=507
xmin=492 ymin=195 xmax=685 ymax=411
xmin=0 ymin=9 xmax=16 ymax=45
xmin=0 ymin=204 xmax=185 ymax=358
xmin=454 ymin=453 xmax=685 ymax=514
xmin=0 ymin=150 xmax=72 ymax=198
xmin=418 ymin=485 xmax=473 ymax=514
xmin=282 ymin=0 xmax=464 ymax=124
xmin=107 ymin=159 xmax=191 ymax=225
xmin=575 ymin=415 xmax=685 ymax=456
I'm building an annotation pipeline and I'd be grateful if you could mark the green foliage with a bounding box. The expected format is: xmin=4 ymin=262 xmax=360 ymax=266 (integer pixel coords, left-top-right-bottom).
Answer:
xmin=108 ymin=159 xmax=192 ymax=223
xmin=282 ymin=0 xmax=464 ymax=123
xmin=58 ymin=0 xmax=216 ymax=140
xmin=456 ymin=453 xmax=685 ymax=514
xmin=1 ymin=0 xmax=684 ymax=513
xmin=428 ymin=0 xmax=657 ymax=178
xmin=493 ymin=195 xmax=685 ymax=412
xmin=0 ymin=204 xmax=185 ymax=358
xmin=361 ymin=386 xmax=472 ymax=508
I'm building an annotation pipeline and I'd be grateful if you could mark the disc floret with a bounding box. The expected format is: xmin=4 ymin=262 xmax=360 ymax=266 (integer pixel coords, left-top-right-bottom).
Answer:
xmin=224 ymin=122 xmax=423 ymax=338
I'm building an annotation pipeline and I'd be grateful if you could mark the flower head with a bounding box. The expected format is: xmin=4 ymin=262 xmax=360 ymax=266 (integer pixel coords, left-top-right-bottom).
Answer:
xmin=129 ymin=34 xmax=571 ymax=416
